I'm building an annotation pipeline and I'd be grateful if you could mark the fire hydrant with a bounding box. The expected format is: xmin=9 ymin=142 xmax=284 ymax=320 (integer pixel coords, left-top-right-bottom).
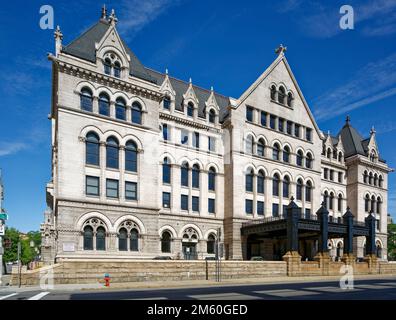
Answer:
xmin=104 ymin=273 xmax=110 ymax=287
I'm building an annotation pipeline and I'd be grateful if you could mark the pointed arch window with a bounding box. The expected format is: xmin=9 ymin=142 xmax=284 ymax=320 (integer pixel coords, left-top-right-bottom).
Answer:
xmin=273 ymin=174 xmax=280 ymax=197
xmin=246 ymin=169 xmax=254 ymax=192
xmin=364 ymin=171 xmax=368 ymax=184
xmin=323 ymin=191 xmax=329 ymax=208
xmin=161 ymin=231 xmax=172 ymax=253
xmin=377 ymin=197 xmax=382 ymax=214
xmin=192 ymin=164 xmax=200 ymax=188
xmin=374 ymin=174 xmax=378 ymax=187
xmin=296 ymin=150 xmax=304 ymax=166
xmin=96 ymin=227 xmax=106 ymax=251
xmin=163 ymin=158 xmax=171 ymax=184
xmin=208 ymin=167 xmax=216 ymax=191
xmin=283 ymin=176 xmax=290 ymax=198
xmin=296 ymin=179 xmax=303 ymax=201
xmin=273 ymin=143 xmax=280 ymax=161
xmin=371 ymin=196 xmax=376 ymax=213
xmin=132 ymin=102 xmax=142 ymax=124
xmin=338 ymin=194 xmax=343 ymax=212
xmin=106 ymin=137 xmax=119 ymax=169
xmin=379 ymin=175 xmax=383 ymax=188
xmin=115 ymin=98 xmax=126 ymax=120
xmin=80 ymin=87 xmax=93 ymax=112
xmin=83 ymin=226 xmax=94 ymax=250
xmin=181 ymin=162 xmax=189 ymax=187
xmin=99 ymin=93 xmax=110 ymax=116
xmin=283 ymin=146 xmax=290 ymax=163
xmin=369 ymin=172 xmax=373 ymax=185
xmin=329 ymin=193 xmax=334 ymax=210
xmin=305 ymin=181 xmax=312 ymax=202
xmin=257 ymin=171 xmax=265 ymax=194
xmin=257 ymin=139 xmax=265 ymax=157
xmin=86 ymin=132 xmax=100 ymax=166
xmin=125 ymin=141 xmax=138 ymax=172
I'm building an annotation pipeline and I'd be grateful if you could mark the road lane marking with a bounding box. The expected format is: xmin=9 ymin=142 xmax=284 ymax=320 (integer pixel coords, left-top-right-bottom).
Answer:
xmin=373 ymin=282 xmax=396 ymax=287
xmin=305 ymin=286 xmax=361 ymax=293
xmin=355 ymin=284 xmax=393 ymax=290
xmin=0 ymin=293 xmax=18 ymax=300
xmin=189 ymin=293 xmax=262 ymax=300
xmin=255 ymin=289 xmax=320 ymax=297
xmin=131 ymin=297 xmax=168 ymax=300
xmin=28 ymin=292 xmax=50 ymax=300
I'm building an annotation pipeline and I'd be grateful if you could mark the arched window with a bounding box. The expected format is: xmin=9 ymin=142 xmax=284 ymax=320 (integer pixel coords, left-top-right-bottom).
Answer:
xmin=296 ymin=179 xmax=303 ymax=201
xmin=125 ymin=141 xmax=138 ymax=172
xmin=379 ymin=175 xmax=383 ymax=187
xmin=377 ymin=197 xmax=382 ymax=214
xmin=96 ymin=226 xmax=106 ymax=251
xmin=363 ymin=171 xmax=368 ymax=184
xmin=181 ymin=162 xmax=189 ymax=187
xmin=369 ymin=172 xmax=373 ymax=185
xmin=283 ymin=176 xmax=290 ymax=198
xmin=246 ymin=135 xmax=254 ymax=154
xmin=209 ymin=109 xmax=216 ymax=124
xmin=80 ymin=87 xmax=93 ymax=112
xmin=365 ymin=194 xmax=370 ymax=212
xmin=83 ymin=226 xmax=94 ymax=250
xmin=270 ymin=85 xmax=277 ymax=100
xmin=132 ymin=102 xmax=142 ymax=124
xmin=329 ymin=193 xmax=334 ymax=210
xmin=283 ymin=146 xmax=290 ymax=163
xmin=287 ymin=92 xmax=293 ymax=107
xmin=296 ymin=150 xmax=303 ymax=166
xmin=306 ymin=153 xmax=313 ymax=169
xmin=323 ymin=191 xmax=329 ymax=208
xmin=187 ymin=102 xmax=194 ymax=117
xmin=257 ymin=139 xmax=265 ymax=157
xmin=104 ymin=58 xmax=111 ymax=75
xmin=207 ymin=234 xmax=216 ymax=254
xmin=273 ymin=174 xmax=280 ymax=197
xmin=257 ymin=171 xmax=265 ymax=194
xmin=114 ymin=61 xmax=121 ymax=78
xmin=333 ymin=149 xmax=337 ymax=160
xmin=99 ymin=93 xmax=110 ymax=116
xmin=115 ymin=98 xmax=126 ymax=120
xmin=130 ymin=229 xmax=139 ymax=252
xmin=370 ymin=151 xmax=376 ymax=163
xmin=192 ymin=164 xmax=200 ymax=188
xmin=118 ymin=228 xmax=128 ymax=251
xmin=327 ymin=148 xmax=331 ymax=159
xmin=371 ymin=196 xmax=376 ymax=213
xmin=163 ymin=96 xmax=171 ymax=110
xmin=278 ymin=86 xmax=286 ymax=104
xmin=376 ymin=241 xmax=382 ymax=259
xmin=374 ymin=174 xmax=378 ymax=187
xmin=86 ymin=132 xmax=100 ymax=166
xmin=161 ymin=231 xmax=172 ymax=253
xmin=305 ymin=181 xmax=312 ymax=202
xmin=246 ymin=169 xmax=254 ymax=192
xmin=162 ymin=157 xmax=171 ymax=184
xmin=273 ymin=143 xmax=280 ymax=161
xmin=106 ymin=137 xmax=119 ymax=169
xmin=208 ymin=167 xmax=216 ymax=191
xmin=338 ymin=194 xmax=343 ymax=212
xmin=338 ymin=152 xmax=343 ymax=162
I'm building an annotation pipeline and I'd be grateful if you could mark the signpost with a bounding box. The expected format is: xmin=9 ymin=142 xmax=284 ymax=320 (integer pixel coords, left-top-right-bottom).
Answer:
xmin=0 ymin=219 xmax=4 ymax=286
xmin=215 ymin=228 xmax=222 ymax=282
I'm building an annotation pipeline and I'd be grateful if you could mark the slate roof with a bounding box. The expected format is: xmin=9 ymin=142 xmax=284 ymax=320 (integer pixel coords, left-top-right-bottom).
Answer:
xmin=337 ymin=122 xmax=367 ymax=158
xmin=61 ymin=19 xmax=231 ymax=122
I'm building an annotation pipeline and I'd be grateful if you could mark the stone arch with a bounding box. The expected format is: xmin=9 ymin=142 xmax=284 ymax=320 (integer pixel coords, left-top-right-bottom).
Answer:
xmin=179 ymin=224 xmax=203 ymax=239
xmin=76 ymin=211 xmax=113 ymax=232
xmin=204 ymin=229 xmax=219 ymax=240
xmin=159 ymin=225 xmax=178 ymax=239
xmin=113 ymin=215 xmax=146 ymax=234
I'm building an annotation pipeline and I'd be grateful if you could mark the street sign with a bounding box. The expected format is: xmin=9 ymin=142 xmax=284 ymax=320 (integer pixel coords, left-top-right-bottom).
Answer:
xmin=0 ymin=213 xmax=8 ymax=221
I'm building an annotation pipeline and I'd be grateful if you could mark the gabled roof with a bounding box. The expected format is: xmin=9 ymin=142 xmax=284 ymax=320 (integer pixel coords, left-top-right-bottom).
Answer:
xmin=338 ymin=122 xmax=367 ymax=158
xmin=324 ymin=134 xmax=339 ymax=146
xmin=62 ymin=20 xmax=155 ymax=83
xmin=145 ymin=68 xmax=231 ymax=122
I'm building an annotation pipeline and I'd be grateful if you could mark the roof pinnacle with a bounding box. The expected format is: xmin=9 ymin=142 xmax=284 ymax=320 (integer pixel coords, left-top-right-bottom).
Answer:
xmin=101 ymin=4 xmax=107 ymax=20
xmin=275 ymin=44 xmax=287 ymax=55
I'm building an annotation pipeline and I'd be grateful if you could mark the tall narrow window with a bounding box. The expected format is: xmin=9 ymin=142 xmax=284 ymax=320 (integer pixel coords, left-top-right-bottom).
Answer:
xmin=208 ymin=167 xmax=216 ymax=191
xmin=338 ymin=172 xmax=343 ymax=183
xmin=130 ymin=229 xmax=139 ymax=252
xmin=257 ymin=201 xmax=264 ymax=216
xmin=306 ymin=128 xmax=312 ymax=142
xmin=329 ymin=193 xmax=334 ymax=210
xmin=86 ymin=132 xmax=100 ymax=166
xmin=338 ymin=194 xmax=343 ymax=212
xmin=245 ymin=199 xmax=253 ymax=215
xmin=338 ymin=152 xmax=343 ymax=162
xmin=270 ymin=115 xmax=276 ymax=129
xmin=374 ymin=174 xmax=378 ymax=186
xmin=283 ymin=146 xmax=290 ymax=163
xmin=80 ymin=88 xmax=93 ymax=112
xmin=246 ymin=135 xmax=254 ymax=154
xmin=209 ymin=109 xmax=216 ymax=124
xmin=246 ymin=106 xmax=253 ymax=122
xmin=162 ymin=124 xmax=169 ymax=141
xmin=257 ymin=171 xmax=265 ymax=194
xmin=106 ymin=137 xmax=119 ymax=169
xmin=261 ymin=111 xmax=267 ymax=126
xmin=278 ymin=118 xmax=285 ymax=132
xmin=273 ymin=143 xmax=280 ymax=160
xmin=181 ymin=130 xmax=189 ymax=145
xmin=113 ymin=61 xmax=121 ymax=78
xmin=287 ymin=121 xmax=293 ymax=135
xmin=163 ymin=96 xmax=171 ymax=110
xmin=115 ymin=98 xmax=126 ymax=120
xmin=96 ymin=227 xmax=106 ymax=251
xmin=193 ymin=132 xmax=200 ymax=149
xmin=106 ymin=179 xmax=119 ymax=198
xmin=296 ymin=179 xmax=303 ymax=201
xmin=118 ymin=228 xmax=127 ymax=251
xmin=294 ymin=124 xmax=301 ymax=138
xmin=365 ymin=194 xmax=370 ymax=212
xmin=161 ymin=231 xmax=172 ymax=253
xmin=278 ymin=86 xmax=286 ymax=104
xmin=104 ymin=58 xmax=111 ymax=75
xmin=246 ymin=169 xmax=254 ymax=192
xmin=192 ymin=196 xmax=200 ymax=212
xmin=208 ymin=199 xmax=216 ymax=214
xmin=297 ymin=150 xmax=304 ymax=167
xmin=273 ymin=174 xmax=280 ymax=197
xmin=132 ymin=102 xmax=142 ymax=124
xmin=208 ymin=136 xmax=216 ymax=152
xmin=306 ymin=153 xmax=313 ymax=169
xmin=125 ymin=141 xmax=137 ymax=172
xmin=323 ymin=191 xmax=329 ymax=208
xmin=369 ymin=173 xmax=374 ymax=185
xmin=272 ymin=204 xmax=279 ymax=217
xmin=257 ymin=139 xmax=265 ymax=157
xmin=379 ymin=175 xmax=383 ymax=187
xmin=99 ymin=93 xmax=110 ymax=116
xmin=181 ymin=194 xmax=189 ymax=210
xmin=163 ymin=158 xmax=171 ymax=184
xmin=270 ymin=85 xmax=277 ymax=100
xmin=83 ymin=226 xmax=94 ymax=250
xmin=192 ymin=164 xmax=200 ymax=188
xmin=162 ymin=192 xmax=171 ymax=208
xmin=287 ymin=92 xmax=293 ymax=107
xmin=377 ymin=197 xmax=382 ymax=214
xmin=125 ymin=182 xmax=137 ymax=201
xmin=371 ymin=196 xmax=376 ymax=213
xmin=207 ymin=234 xmax=216 ymax=253
xmin=283 ymin=176 xmax=290 ymax=198
xmin=363 ymin=171 xmax=368 ymax=184
xmin=305 ymin=181 xmax=312 ymax=202
xmin=181 ymin=162 xmax=189 ymax=187
xmin=187 ymin=102 xmax=194 ymax=117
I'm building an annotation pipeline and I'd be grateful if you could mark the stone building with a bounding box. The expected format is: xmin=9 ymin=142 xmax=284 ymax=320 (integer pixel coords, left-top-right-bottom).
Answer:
xmin=41 ymin=8 xmax=392 ymax=264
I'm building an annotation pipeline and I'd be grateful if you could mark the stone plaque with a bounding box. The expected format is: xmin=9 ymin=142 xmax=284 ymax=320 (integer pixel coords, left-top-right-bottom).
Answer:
xmin=63 ymin=243 xmax=75 ymax=252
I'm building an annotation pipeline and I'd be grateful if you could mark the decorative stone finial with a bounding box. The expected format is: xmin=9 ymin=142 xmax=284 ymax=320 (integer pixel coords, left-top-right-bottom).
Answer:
xmin=189 ymin=77 xmax=192 ymax=84
xmin=54 ymin=25 xmax=63 ymax=40
xmin=275 ymin=44 xmax=287 ymax=55
xmin=108 ymin=8 xmax=118 ymax=25
xmin=54 ymin=26 xmax=63 ymax=56
xmin=101 ymin=4 xmax=107 ymax=20
xmin=346 ymin=115 xmax=351 ymax=124
xmin=165 ymin=68 xmax=169 ymax=75
xmin=290 ymin=196 xmax=295 ymax=202
xmin=370 ymin=126 xmax=376 ymax=136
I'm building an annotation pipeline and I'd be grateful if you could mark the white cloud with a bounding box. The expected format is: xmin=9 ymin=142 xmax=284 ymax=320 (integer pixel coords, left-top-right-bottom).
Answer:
xmin=0 ymin=142 xmax=28 ymax=157
xmin=313 ymin=53 xmax=396 ymax=121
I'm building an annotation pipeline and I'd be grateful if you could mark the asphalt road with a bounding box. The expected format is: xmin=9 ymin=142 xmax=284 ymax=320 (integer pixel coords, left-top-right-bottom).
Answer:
xmin=1 ymin=278 xmax=396 ymax=300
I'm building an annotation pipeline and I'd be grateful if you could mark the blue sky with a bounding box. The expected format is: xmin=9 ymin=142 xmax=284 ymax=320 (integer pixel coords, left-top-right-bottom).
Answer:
xmin=0 ymin=0 xmax=395 ymax=232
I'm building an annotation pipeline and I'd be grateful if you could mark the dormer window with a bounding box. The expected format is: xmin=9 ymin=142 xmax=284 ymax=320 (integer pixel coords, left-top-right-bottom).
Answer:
xmin=187 ymin=102 xmax=194 ymax=117
xmin=209 ymin=109 xmax=216 ymax=124
xmin=104 ymin=58 xmax=112 ymax=75
xmin=103 ymin=52 xmax=123 ymax=78
xmin=370 ymin=151 xmax=377 ymax=163
xmin=163 ymin=96 xmax=171 ymax=110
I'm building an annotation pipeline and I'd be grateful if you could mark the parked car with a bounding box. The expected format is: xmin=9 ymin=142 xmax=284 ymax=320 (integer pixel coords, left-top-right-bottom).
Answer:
xmin=250 ymin=256 xmax=264 ymax=261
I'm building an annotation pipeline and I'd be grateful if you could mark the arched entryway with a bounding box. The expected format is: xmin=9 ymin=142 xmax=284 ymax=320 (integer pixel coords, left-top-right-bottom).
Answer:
xmin=182 ymin=228 xmax=199 ymax=260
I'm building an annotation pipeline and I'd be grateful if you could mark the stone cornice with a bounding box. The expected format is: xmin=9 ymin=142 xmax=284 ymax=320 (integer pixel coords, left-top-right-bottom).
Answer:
xmin=55 ymin=58 xmax=163 ymax=102
xmin=160 ymin=112 xmax=221 ymax=133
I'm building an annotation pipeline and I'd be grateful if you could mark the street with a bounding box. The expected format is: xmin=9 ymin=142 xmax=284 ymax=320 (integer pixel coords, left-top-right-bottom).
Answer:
xmin=1 ymin=278 xmax=396 ymax=300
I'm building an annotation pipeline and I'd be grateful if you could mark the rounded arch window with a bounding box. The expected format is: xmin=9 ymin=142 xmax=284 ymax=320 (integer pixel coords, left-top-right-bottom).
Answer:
xmin=96 ymin=226 xmax=106 ymax=251
xmin=257 ymin=170 xmax=265 ymax=194
xmin=208 ymin=167 xmax=216 ymax=191
xmin=296 ymin=178 xmax=303 ymax=201
xmin=363 ymin=171 xmax=368 ymax=184
xmin=114 ymin=61 xmax=121 ymax=78
xmin=245 ymin=168 xmax=254 ymax=192
xmin=305 ymin=181 xmax=312 ymax=202
xmin=273 ymin=173 xmax=280 ymax=196
xmin=86 ymin=132 xmax=100 ymax=166
xmin=306 ymin=153 xmax=313 ymax=169
xmin=181 ymin=162 xmax=189 ymax=187
xmin=329 ymin=192 xmax=335 ymax=210
xmin=283 ymin=176 xmax=290 ymax=198
xmin=207 ymin=234 xmax=216 ymax=254
xmin=283 ymin=146 xmax=290 ymax=163
xmin=278 ymin=86 xmax=286 ymax=104
xmin=192 ymin=164 xmax=200 ymax=188
xmin=323 ymin=191 xmax=329 ymax=208
xmin=379 ymin=175 xmax=383 ymax=188
xmin=187 ymin=102 xmax=194 ymax=117
xmin=99 ymin=93 xmax=110 ymax=116
xmin=163 ymin=96 xmax=171 ymax=110
xmin=80 ymin=87 xmax=93 ymax=112
xmin=365 ymin=194 xmax=370 ymax=212
xmin=125 ymin=140 xmax=138 ymax=172
xmin=162 ymin=157 xmax=171 ymax=184
xmin=161 ymin=231 xmax=172 ymax=253
xmin=209 ymin=109 xmax=216 ymax=124
xmin=273 ymin=143 xmax=280 ymax=161
xmin=246 ymin=135 xmax=254 ymax=154
xmin=270 ymin=85 xmax=277 ymax=100
xmin=132 ymin=102 xmax=142 ymax=124
xmin=130 ymin=229 xmax=139 ymax=252
xmin=115 ymin=98 xmax=126 ymax=120
xmin=118 ymin=228 xmax=128 ymax=251
xmin=296 ymin=150 xmax=304 ymax=166
xmin=106 ymin=136 xmax=119 ymax=169
xmin=257 ymin=139 xmax=266 ymax=157
xmin=83 ymin=226 xmax=94 ymax=250
xmin=287 ymin=92 xmax=293 ymax=107
xmin=104 ymin=58 xmax=112 ymax=75
xmin=374 ymin=174 xmax=378 ymax=186
xmin=369 ymin=172 xmax=373 ymax=185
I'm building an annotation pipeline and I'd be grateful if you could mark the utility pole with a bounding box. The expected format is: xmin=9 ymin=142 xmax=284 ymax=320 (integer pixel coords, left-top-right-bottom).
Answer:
xmin=17 ymin=241 xmax=21 ymax=288
xmin=0 ymin=170 xmax=6 ymax=286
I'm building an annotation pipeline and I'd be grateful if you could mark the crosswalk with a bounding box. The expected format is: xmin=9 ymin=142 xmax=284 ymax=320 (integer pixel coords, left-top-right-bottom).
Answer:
xmin=0 ymin=291 xmax=50 ymax=301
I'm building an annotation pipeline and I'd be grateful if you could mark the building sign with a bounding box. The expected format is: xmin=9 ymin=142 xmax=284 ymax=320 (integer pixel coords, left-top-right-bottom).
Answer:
xmin=0 ymin=223 xmax=5 ymax=236
xmin=63 ymin=243 xmax=75 ymax=252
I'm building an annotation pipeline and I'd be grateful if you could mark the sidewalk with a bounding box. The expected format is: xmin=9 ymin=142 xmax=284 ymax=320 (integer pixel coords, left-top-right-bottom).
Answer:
xmin=1 ymin=274 xmax=395 ymax=293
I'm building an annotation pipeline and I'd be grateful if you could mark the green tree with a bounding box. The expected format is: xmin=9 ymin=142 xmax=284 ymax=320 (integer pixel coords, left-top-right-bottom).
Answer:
xmin=3 ymin=227 xmax=20 ymax=263
xmin=388 ymin=223 xmax=396 ymax=261
xmin=3 ymin=227 xmax=41 ymax=265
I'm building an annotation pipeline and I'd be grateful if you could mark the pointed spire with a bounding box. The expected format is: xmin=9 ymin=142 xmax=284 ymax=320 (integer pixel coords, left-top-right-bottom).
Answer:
xmin=54 ymin=25 xmax=63 ymax=56
xmin=165 ymin=68 xmax=169 ymax=75
xmin=189 ymin=77 xmax=192 ymax=84
xmin=108 ymin=8 xmax=118 ymax=25
xmin=101 ymin=4 xmax=107 ymax=20
xmin=275 ymin=44 xmax=287 ymax=55
xmin=346 ymin=115 xmax=351 ymax=125
xmin=370 ymin=126 xmax=376 ymax=136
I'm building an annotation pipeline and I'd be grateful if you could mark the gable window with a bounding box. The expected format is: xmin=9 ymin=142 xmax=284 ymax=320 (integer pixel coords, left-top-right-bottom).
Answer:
xmin=132 ymin=102 xmax=142 ymax=124
xmin=278 ymin=87 xmax=286 ymax=104
xmin=261 ymin=111 xmax=267 ymax=127
xmin=338 ymin=152 xmax=343 ymax=162
xmin=209 ymin=109 xmax=216 ymax=124
xmin=80 ymin=88 xmax=93 ymax=112
xmin=125 ymin=182 xmax=137 ymax=200
xmin=106 ymin=179 xmax=119 ymax=199
xmin=106 ymin=137 xmax=119 ymax=169
xmin=99 ymin=93 xmax=110 ymax=116
xmin=162 ymin=158 xmax=171 ymax=184
xmin=187 ymin=102 xmax=194 ymax=117
xmin=246 ymin=106 xmax=253 ymax=122
xmin=86 ymin=176 xmax=99 ymax=196
xmin=125 ymin=141 xmax=138 ymax=172
xmin=163 ymin=96 xmax=171 ymax=110
xmin=115 ymin=98 xmax=126 ymax=121
xmin=86 ymin=132 xmax=100 ymax=166
xmin=114 ymin=61 xmax=121 ymax=78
